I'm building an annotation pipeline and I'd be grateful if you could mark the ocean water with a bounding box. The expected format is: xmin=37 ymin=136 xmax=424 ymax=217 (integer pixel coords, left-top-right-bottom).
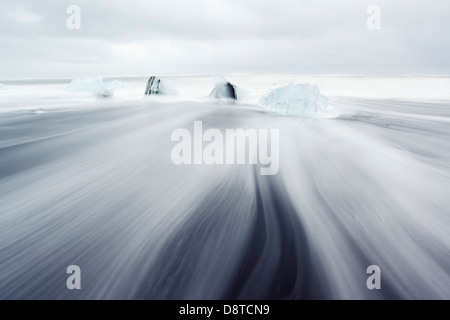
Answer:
xmin=0 ymin=75 xmax=449 ymax=299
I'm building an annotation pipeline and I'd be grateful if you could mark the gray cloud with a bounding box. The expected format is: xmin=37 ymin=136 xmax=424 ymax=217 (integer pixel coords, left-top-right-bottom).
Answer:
xmin=1 ymin=0 xmax=450 ymax=78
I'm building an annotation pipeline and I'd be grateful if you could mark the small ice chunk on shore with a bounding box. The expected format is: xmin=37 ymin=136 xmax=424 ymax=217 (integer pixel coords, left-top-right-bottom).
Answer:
xmin=145 ymin=76 xmax=179 ymax=96
xmin=31 ymin=108 xmax=46 ymax=115
xmin=66 ymin=76 xmax=123 ymax=98
xmin=208 ymin=77 xmax=247 ymax=101
xmin=209 ymin=77 xmax=237 ymax=100
xmin=259 ymin=84 xmax=330 ymax=116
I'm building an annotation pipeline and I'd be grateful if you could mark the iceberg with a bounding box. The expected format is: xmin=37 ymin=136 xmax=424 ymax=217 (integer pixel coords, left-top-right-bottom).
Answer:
xmin=31 ymin=108 xmax=47 ymax=115
xmin=145 ymin=76 xmax=178 ymax=96
xmin=0 ymin=83 xmax=6 ymax=90
xmin=145 ymin=76 xmax=160 ymax=95
xmin=208 ymin=77 xmax=247 ymax=101
xmin=66 ymin=76 xmax=123 ymax=98
xmin=259 ymin=84 xmax=330 ymax=116
xmin=209 ymin=77 xmax=237 ymax=100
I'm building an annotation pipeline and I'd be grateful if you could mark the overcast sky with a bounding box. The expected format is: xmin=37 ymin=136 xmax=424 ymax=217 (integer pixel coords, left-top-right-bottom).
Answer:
xmin=1 ymin=0 xmax=449 ymax=78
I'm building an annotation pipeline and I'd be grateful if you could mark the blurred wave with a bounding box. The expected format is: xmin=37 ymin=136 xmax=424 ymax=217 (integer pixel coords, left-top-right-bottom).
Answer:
xmin=0 ymin=96 xmax=449 ymax=299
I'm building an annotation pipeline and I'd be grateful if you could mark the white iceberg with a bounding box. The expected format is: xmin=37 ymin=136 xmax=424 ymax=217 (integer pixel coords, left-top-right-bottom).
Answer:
xmin=0 ymin=83 xmax=6 ymax=90
xmin=31 ymin=108 xmax=47 ymax=115
xmin=259 ymin=84 xmax=331 ymax=116
xmin=66 ymin=76 xmax=123 ymax=98
xmin=159 ymin=80 xmax=179 ymax=96
xmin=208 ymin=77 xmax=247 ymax=101
xmin=145 ymin=76 xmax=179 ymax=96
